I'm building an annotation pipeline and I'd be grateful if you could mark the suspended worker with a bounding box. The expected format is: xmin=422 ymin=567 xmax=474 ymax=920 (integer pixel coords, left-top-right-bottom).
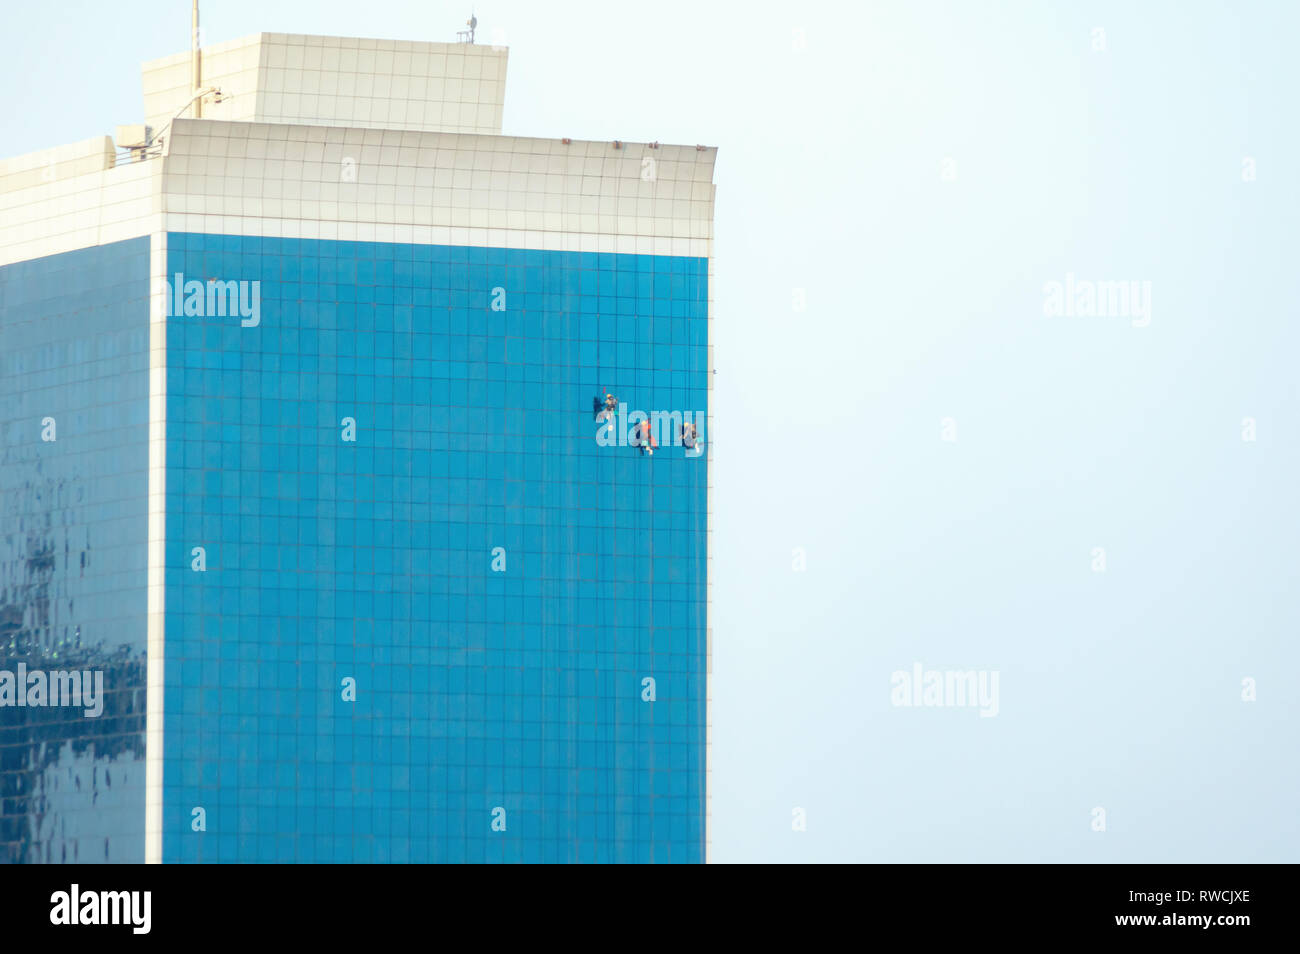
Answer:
xmin=636 ymin=419 xmax=658 ymax=456
xmin=594 ymin=390 xmax=617 ymax=424
xmin=681 ymin=421 xmax=698 ymax=450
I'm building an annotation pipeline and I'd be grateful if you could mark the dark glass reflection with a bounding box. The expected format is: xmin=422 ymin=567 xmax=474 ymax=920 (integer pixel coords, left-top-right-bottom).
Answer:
xmin=0 ymin=469 xmax=147 ymax=861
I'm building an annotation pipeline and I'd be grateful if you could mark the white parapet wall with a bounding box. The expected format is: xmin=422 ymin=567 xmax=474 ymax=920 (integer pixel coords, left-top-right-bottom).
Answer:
xmin=0 ymin=138 xmax=157 ymax=267
xmin=159 ymin=119 xmax=715 ymax=256
xmin=143 ymin=33 xmax=509 ymax=140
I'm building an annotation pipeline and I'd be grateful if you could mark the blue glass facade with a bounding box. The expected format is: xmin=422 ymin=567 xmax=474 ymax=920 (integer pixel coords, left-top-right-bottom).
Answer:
xmin=161 ymin=233 xmax=709 ymax=862
xmin=0 ymin=238 xmax=151 ymax=863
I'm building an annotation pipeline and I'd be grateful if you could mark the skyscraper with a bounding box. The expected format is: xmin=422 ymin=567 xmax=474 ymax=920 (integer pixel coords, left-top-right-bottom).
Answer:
xmin=1 ymin=32 xmax=715 ymax=863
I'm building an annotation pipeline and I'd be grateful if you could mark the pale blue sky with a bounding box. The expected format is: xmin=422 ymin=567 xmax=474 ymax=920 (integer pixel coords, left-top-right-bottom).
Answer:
xmin=5 ymin=0 xmax=1298 ymax=862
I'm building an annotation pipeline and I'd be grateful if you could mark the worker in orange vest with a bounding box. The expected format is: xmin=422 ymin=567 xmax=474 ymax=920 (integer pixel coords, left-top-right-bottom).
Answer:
xmin=636 ymin=419 xmax=658 ymax=456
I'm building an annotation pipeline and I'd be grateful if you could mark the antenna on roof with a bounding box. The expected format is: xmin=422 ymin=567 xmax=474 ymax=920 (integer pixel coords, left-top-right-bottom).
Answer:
xmin=457 ymin=12 xmax=477 ymax=44
xmin=191 ymin=0 xmax=202 ymax=118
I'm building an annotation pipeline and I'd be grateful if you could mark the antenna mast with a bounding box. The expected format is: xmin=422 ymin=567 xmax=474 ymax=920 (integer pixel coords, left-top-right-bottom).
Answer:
xmin=192 ymin=0 xmax=202 ymax=118
xmin=457 ymin=12 xmax=477 ymax=44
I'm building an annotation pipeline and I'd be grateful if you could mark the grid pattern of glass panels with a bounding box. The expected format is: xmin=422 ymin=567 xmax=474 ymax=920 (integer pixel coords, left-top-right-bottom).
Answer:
xmin=0 ymin=237 xmax=151 ymax=863
xmin=162 ymin=232 xmax=709 ymax=862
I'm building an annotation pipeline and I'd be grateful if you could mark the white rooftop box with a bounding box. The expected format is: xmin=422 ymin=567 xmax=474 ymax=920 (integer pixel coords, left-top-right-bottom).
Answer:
xmin=115 ymin=124 xmax=152 ymax=148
